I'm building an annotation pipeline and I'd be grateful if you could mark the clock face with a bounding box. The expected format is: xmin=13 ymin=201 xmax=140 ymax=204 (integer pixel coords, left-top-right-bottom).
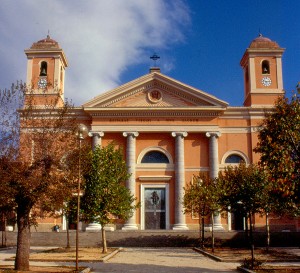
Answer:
xmin=38 ymin=78 xmax=47 ymax=89
xmin=262 ymin=77 xmax=272 ymax=87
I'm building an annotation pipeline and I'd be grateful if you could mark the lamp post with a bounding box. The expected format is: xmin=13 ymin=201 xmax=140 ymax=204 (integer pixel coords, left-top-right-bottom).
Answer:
xmin=75 ymin=124 xmax=88 ymax=272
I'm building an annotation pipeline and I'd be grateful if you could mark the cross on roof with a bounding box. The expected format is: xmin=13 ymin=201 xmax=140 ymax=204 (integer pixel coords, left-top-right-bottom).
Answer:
xmin=150 ymin=53 xmax=160 ymax=67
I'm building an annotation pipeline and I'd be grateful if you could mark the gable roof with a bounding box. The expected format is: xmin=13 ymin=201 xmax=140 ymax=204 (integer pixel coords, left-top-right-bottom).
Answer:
xmin=83 ymin=71 xmax=228 ymax=109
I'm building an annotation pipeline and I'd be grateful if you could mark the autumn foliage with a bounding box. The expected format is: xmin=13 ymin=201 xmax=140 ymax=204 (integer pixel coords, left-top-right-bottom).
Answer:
xmin=255 ymin=95 xmax=300 ymax=216
xmin=0 ymin=84 xmax=78 ymax=270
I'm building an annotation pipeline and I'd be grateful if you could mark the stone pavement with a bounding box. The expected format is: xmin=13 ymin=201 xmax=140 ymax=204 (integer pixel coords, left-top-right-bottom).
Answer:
xmin=1 ymin=247 xmax=300 ymax=273
xmin=0 ymin=247 xmax=239 ymax=273
xmin=88 ymin=247 xmax=240 ymax=273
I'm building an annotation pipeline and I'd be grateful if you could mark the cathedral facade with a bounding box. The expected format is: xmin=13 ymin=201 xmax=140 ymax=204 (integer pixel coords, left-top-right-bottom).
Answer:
xmin=22 ymin=34 xmax=299 ymax=232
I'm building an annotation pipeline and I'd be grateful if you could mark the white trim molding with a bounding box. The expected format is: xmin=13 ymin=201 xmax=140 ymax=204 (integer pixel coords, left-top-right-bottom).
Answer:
xmin=137 ymin=146 xmax=173 ymax=164
xmin=220 ymin=150 xmax=250 ymax=165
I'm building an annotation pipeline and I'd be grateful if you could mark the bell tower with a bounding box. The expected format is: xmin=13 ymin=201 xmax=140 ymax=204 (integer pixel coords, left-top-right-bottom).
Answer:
xmin=24 ymin=35 xmax=68 ymax=107
xmin=240 ymin=34 xmax=285 ymax=107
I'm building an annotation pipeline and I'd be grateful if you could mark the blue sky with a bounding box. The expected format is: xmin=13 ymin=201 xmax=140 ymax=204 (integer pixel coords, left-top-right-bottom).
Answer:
xmin=0 ymin=0 xmax=299 ymax=106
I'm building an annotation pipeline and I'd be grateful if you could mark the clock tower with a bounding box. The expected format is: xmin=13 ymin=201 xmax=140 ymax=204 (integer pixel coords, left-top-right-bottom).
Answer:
xmin=24 ymin=35 xmax=68 ymax=107
xmin=240 ymin=34 xmax=285 ymax=107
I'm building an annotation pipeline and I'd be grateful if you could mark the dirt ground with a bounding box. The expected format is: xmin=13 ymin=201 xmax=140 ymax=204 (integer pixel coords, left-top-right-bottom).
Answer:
xmin=29 ymin=247 xmax=115 ymax=262
xmin=0 ymin=265 xmax=78 ymax=272
xmin=204 ymin=247 xmax=300 ymax=273
xmin=0 ymin=247 xmax=115 ymax=272
xmin=205 ymin=247 xmax=300 ymax=262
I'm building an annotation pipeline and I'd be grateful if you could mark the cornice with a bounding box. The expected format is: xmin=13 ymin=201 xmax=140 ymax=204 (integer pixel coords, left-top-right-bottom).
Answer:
xmin=220 ymin=106 xmax=273 ymax=119
xmin=84 ymin=107 xmax=225 ymax=118
xmin=90 ymin=125 xmax=219 ymax=133
xmin=24 ymin=49 xmax=68 ymax=67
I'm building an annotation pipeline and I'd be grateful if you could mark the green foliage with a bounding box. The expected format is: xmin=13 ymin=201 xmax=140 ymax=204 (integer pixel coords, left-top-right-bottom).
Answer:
xmin=183 ymin=173 xmax=220 ymax=248
xmin=217 ymin=163 xmax=270 ymax=216
xmin=81 ymin=143 xmax=138 ymax=227
xmin=183 ymin=173 xmax=219 ymax=218
xmin=255 ymin=95 xmax=300 ymax=215
xmin=218 ymin=164 xmax=270 ymax=265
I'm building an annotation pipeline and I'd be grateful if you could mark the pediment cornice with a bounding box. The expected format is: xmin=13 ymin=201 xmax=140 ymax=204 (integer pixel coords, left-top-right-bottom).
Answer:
xmin=83 ymin=72 xmax=228 ymax=109
xmin=84 ymin=107 xmax=225 ymax=118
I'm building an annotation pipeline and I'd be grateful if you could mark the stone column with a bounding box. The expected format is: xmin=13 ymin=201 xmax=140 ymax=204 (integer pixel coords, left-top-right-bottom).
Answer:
xmin=86 ymin=132 xmax=105 ymax=231
xmin=122 ymin=132 xmax=139 ymax=230
xmin=171 ymin=132 xmax=189 ymax=230
xmin=206 ymin=132 xmax=223 ymax=230
xmin=89 ymin=132 xmax=104 ymax=150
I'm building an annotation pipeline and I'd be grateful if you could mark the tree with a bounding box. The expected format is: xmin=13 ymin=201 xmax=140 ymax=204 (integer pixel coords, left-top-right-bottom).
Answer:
xmin=254 ymin=95 xmax=300 ymax=216
xmin=0 ymin=83 xmax=77 ymax=270
xmin=59 ymin=145 xmax=90 ymax=249
xmin=217 ymin=163 xmax=270 ymax=269
xmin=183 ymin=173 xmax=219 ymax=250
xmin=81 ymin=144 xmax=138 ymax=253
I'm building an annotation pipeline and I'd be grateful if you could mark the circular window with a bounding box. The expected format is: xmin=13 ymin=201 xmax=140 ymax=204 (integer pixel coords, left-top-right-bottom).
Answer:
xmin=147 ymin=90 xmax=162 ymax=104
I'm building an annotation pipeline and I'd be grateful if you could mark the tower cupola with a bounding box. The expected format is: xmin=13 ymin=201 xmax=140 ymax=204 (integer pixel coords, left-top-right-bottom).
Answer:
xmin=240 ymin=34 xmax=285 ymax=107
xmin=24 ymin=35 xmax=68 ymax=107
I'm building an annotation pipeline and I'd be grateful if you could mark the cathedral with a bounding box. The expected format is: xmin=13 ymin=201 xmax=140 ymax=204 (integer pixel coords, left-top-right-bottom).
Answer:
xmin=22 ymin=34 xmax=299 ymax=232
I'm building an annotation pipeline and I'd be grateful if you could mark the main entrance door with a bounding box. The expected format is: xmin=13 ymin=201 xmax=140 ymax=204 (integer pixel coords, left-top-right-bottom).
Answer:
xmin=143 ymin=187 xmax=167 ymax=229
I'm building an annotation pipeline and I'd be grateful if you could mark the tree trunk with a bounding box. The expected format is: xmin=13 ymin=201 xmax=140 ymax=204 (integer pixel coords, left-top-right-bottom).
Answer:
xmin=4 ymin=217 xmax=7 ymax=247
xmin=198 ymin=215 xmax=201 ymax=247
xmin=201 ymin=217 xmax=205 ymax=249
xmin=211 ymin=212 xmax=215 ymax=253
xmin=101 ymin=226 xmax=107 ymax=254
xmin=66 ymin=218 xmax=70 ymax=249
xmin=249 ymin=212 xmax=255 ymax=270
xmin=244 ymin=213 xmax=249 ymax=244
xmin=266 ymin=212 xmax=270 ymax=252
xmin=15 ymin=205 xmax=31 ymax=271
xmin=1 ymin=213 xmax=7 ymax=247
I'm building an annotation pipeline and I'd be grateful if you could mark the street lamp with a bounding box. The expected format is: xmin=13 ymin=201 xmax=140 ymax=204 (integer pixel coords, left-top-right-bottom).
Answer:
xmin=75 ymin=124 xmax=88 ymax=272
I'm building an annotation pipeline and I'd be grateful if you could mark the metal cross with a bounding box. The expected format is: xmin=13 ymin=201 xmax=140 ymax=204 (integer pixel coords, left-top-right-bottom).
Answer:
xmin=150 ymin=53 xmax=160 ymax=67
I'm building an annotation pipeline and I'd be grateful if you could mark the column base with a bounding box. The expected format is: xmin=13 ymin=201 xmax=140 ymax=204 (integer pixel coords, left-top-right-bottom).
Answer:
xmin=85 ymin=223 xmax=102 ymax=231
xmin=172 ymin=224 xmax=189 ymax=230
xmin=213 ymin=212 xmax=224 ymax=231
xmin=122 ymin=224 xmax=139 ymax=230
xmin=213 ymin=224 xmax=225 ymax=231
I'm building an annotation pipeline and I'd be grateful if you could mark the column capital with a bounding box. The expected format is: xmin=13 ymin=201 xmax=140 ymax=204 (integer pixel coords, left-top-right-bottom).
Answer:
xmin=123 ymin=132 xmax=139 ymax=138
xmin=88 ymin=131 xmax=104 ymax=138
xmin=171 ymin=132 xmax=188 ymax=138
xmin=206 ymin=132 xmax=221 ymax=138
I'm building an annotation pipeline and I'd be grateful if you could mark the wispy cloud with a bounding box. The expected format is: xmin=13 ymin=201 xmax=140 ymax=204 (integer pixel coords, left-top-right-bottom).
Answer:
xmin=0 ymin=0 xmax=190 ymax=105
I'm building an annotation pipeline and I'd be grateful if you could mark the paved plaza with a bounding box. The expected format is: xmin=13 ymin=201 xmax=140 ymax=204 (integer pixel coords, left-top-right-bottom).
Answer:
xmin=0 ymin=247 xmax=239 ymax=273
xmin=1 ymin=246 xmax=300 ymax=273
xmin=88 ymin=247 xmax=240 ymax=273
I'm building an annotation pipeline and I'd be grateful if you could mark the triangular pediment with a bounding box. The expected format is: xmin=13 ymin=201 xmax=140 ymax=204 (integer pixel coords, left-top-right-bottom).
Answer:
xmin=83 ymin=72 xmax=228 ymax=109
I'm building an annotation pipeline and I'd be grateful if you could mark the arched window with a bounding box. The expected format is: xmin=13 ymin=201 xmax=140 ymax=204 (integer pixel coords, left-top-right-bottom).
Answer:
xmin=262 ymin=60 xmax=270 ymax=74
xmin=225 ymin=154 xmax=245 ymax=164
xmin=141 ymin=151 xmax=170 ymax=163
xmin=40 ymin=61 xmax=47 ymax=76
